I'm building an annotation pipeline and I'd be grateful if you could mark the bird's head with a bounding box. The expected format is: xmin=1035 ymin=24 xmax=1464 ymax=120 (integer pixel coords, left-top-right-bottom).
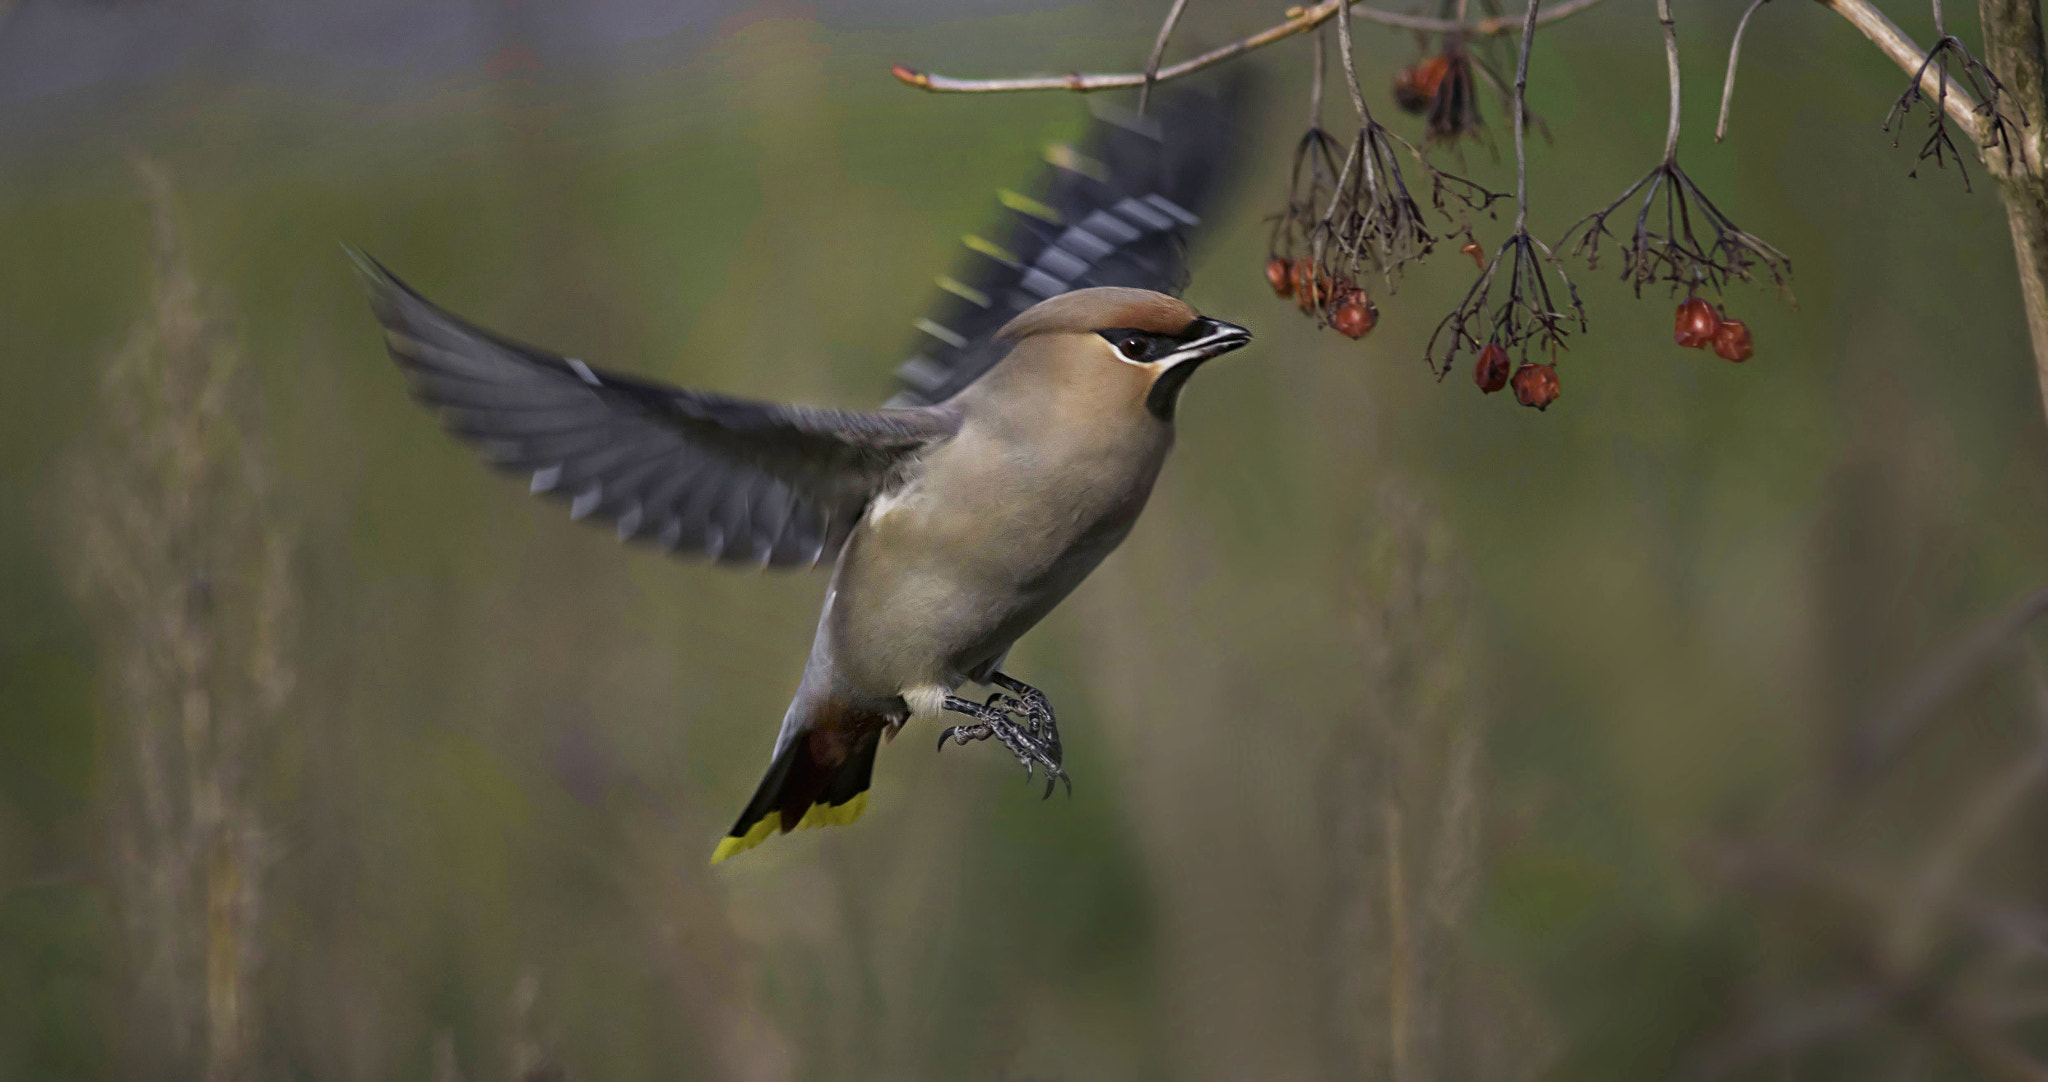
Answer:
xmin=995 ymin=287 xmax=1252 ymax=420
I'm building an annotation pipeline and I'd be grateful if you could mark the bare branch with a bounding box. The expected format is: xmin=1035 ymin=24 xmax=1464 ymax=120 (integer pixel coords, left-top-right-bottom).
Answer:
xmin=1426 ymin=231 xmax=1584 ymax=380
xmin=1308 ymin=23 xmax=1327 ymax=127
xmin=889 ymin=0 xmax=1612 ymax=95
xmin=1561 ymin=0 xmax=1789 ymax=302
xmin=1511 ymin=0 xmax=1540 ymax=232
xmin=1334 ymin=0 xmax=1371 ymax=122
xmin=1560 ymin=158 xmax=1793 ymax=297
xmin=1882 ymin=34 xmax=2030 ymax=189
xmin=1138 ymin=0 xmax=1192 ymax=113
xmin=1423 ymin=0 xmax=1582 ymax=390
xmin=1717 ymin=0 xmax=1773 ymax=142
xmin=1814 ymin=0 xmax=1988 ymax=142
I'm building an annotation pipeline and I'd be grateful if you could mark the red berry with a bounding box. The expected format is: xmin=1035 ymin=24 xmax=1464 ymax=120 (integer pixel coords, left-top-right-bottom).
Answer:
xmin=1712 ymin=318 xmax=1754 ymax=362
xmin=1674 ymin=298 xmax=1720 ymax=349
xmin=1511 ymin=363 xmax=1561 ymax=410
xmin=1393 ymin=55 xmax=1452 ymax=113
xmin=1474 ymin=344 xmax=1511 ymax=393
xmin=1265 ymin=257 xmax=1293 ymax=298
xmin=1331 ymin=296 xmax=1377 ymax=339
xmin=1416 ymin=55 xmax=1451 ymax=96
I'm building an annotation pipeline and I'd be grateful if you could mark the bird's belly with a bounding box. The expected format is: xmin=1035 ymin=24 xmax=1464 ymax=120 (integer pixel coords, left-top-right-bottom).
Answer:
xmin=832 ymin=456 xmax=1157 ymax=692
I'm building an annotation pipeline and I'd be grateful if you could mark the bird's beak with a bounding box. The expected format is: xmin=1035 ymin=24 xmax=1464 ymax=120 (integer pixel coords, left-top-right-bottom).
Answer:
xmin=1160 ymin=317 xmax=1253 ymax=368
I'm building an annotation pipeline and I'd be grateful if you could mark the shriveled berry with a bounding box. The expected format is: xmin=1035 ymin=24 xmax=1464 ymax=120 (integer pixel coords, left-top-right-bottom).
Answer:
xmin=1394 ymin=55 xmax=1452 ymax=113
xmin=1460 ymin=240 xmax=1485 ymax=268
xmin=1331 ymin=296 xmax=1377 ymax=339
xmin=1511 ymin=363 xmax=1561 ymax=410
xmin=1265 ymin=257 xmax=1293 ymax=297
xmin=1415 ymin=55 xmax=1451 ymax=96
xmin=1712 ymin=318 xmax=1754 ymax=362
xmin=1474 ymin=344 xmax=1511 ymax=393
xmin=1674 ymin=298 xmax=1720 ymax=349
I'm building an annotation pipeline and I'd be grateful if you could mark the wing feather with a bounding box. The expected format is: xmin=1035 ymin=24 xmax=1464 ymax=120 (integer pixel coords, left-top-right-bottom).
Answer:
xmin=354 ymin=251 xmax=957 ymax=569
xmin=885 ymin=86 xmax=1247 ymax=407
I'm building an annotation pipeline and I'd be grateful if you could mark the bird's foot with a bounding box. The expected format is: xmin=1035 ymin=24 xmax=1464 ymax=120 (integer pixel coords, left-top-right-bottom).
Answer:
xmin=937 ymin=680 xmax=1069 ymax=798
xmin=989 ymin=671 xmax=1061 ymax=761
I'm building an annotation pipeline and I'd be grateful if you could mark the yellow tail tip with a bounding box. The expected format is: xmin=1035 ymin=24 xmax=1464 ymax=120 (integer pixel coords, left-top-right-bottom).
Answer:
xmin=709 ymin=791 xmax=871 ymax=865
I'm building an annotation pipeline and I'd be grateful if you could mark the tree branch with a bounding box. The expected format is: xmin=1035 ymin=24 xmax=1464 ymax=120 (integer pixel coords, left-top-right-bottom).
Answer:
xmin=1138 ymin=0 xmax=1193 ymax=113
xmin=889 ymin=0 xmax=1611 ymax=95
xmin=1978 ymin=0 xmax=2048 ymax=437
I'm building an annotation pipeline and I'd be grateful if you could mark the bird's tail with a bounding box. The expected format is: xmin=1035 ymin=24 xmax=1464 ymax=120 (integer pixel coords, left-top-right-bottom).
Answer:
xmin=711 ymin=721 xmax=882 ymax=864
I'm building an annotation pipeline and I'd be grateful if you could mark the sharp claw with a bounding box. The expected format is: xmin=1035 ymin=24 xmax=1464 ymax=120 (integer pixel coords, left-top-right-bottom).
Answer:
xmin=1042 ymin=774 xmax=1056 ymax=800
xmin=936 ymin=727 xmax=954 ymax=752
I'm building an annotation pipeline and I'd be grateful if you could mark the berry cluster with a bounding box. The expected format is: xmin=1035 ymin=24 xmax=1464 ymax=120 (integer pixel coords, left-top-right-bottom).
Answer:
xmin=1266 ymin=256 xmax=1379 ymax=340
xmin=1673 ymin=298 xmax=1754 ymax=362
xmin=1471 ymin=343 xmax=1560 ymax=410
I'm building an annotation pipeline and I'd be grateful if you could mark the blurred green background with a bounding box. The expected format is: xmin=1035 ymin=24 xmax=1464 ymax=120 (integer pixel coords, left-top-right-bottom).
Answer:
xmin=4 ymin=0 xmax=2048 ymax=1079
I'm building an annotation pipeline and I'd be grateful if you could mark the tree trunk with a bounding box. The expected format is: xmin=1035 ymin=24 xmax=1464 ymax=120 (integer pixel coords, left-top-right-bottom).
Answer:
xmin=1981 ymin=0 xmax=2048 ymax=421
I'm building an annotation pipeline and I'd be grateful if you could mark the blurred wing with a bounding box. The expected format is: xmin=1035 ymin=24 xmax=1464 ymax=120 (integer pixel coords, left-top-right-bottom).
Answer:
xmin=887 ymin=86 xmax=1247 ymax=408
xmin=354 ymin=252 xmax=957 ymax=569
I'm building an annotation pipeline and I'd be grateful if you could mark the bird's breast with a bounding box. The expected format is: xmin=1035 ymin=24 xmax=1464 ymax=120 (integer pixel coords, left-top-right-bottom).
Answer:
xmin=829 ymin=416 xmax=1170 ymax=688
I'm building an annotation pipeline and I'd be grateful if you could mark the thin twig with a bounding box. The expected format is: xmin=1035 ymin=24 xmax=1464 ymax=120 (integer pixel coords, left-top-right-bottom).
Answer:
xmin=890 ymin=0 xmax=1612 ymax=94
xmin=1308 ymin=23 xmax=1327 ymax=127
xmin=1511 ymin=0 xmax=1539 ymax=231
xmin=1814 ymin=0 xmax=1988 ymax=142
xmin=1717 ymin=0 xmax=1773 ymax=142
xmin=1138 ymin=0 xmax=1193 ymax=113
xmin=1658 ymin=0 xmax=1681 ymax=159
xmin=1335 ymin=0 xmax=1372 ymax=122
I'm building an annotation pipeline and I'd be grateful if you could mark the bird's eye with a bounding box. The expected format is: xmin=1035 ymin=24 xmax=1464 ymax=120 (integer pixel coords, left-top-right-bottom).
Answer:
xmin=1117 ymin=335 xmax=1149 ymax=361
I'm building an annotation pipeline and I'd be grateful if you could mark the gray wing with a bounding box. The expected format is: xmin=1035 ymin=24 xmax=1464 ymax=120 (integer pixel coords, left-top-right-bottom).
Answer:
xmin=354 ymin=252 xmax=958 ymax=569
xmin=887 ymin=85 xmax=1249 ymax=408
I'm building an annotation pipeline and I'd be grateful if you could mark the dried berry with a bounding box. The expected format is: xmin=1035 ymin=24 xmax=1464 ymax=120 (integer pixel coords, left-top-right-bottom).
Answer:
xmin=1511 ymin=363 xmax=1561 ymax=410
xmin=1265 ymin=257 xmax=1293 ymax=297
xmin=1393 ymin=55 xmax=1452 ymax=114
xmin=1460 ymin=240 xmax=1485 ymax=268
xmin=1331 ymin=296 xmax=1378 ymax=339
xmin=1674 ymin=298 xmax=1720 ymax=349
xmin=1474 ymin=343 xmax=1511 ymax=393
xmin=1712 ymin=318 xmax=1754 ymax=362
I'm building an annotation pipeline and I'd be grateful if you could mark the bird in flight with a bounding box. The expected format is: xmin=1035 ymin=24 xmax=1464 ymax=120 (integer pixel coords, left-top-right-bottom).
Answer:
xmin=352 ymin=90 xmax=1249 ymax=862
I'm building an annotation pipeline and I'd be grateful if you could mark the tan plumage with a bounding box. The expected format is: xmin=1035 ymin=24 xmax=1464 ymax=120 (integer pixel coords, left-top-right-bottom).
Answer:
xmin=352 ymin=89 xmax=1255 ymax=862
xmin=729 ymin=289 xmax=1250 ymax=860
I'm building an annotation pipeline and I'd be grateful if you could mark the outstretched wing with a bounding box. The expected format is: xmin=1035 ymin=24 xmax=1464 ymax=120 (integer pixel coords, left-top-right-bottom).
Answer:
xmin=887 ymin=86 xmax=1246 ymax=408
xmin=354 ymin=252 xmax=958 ymax=569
